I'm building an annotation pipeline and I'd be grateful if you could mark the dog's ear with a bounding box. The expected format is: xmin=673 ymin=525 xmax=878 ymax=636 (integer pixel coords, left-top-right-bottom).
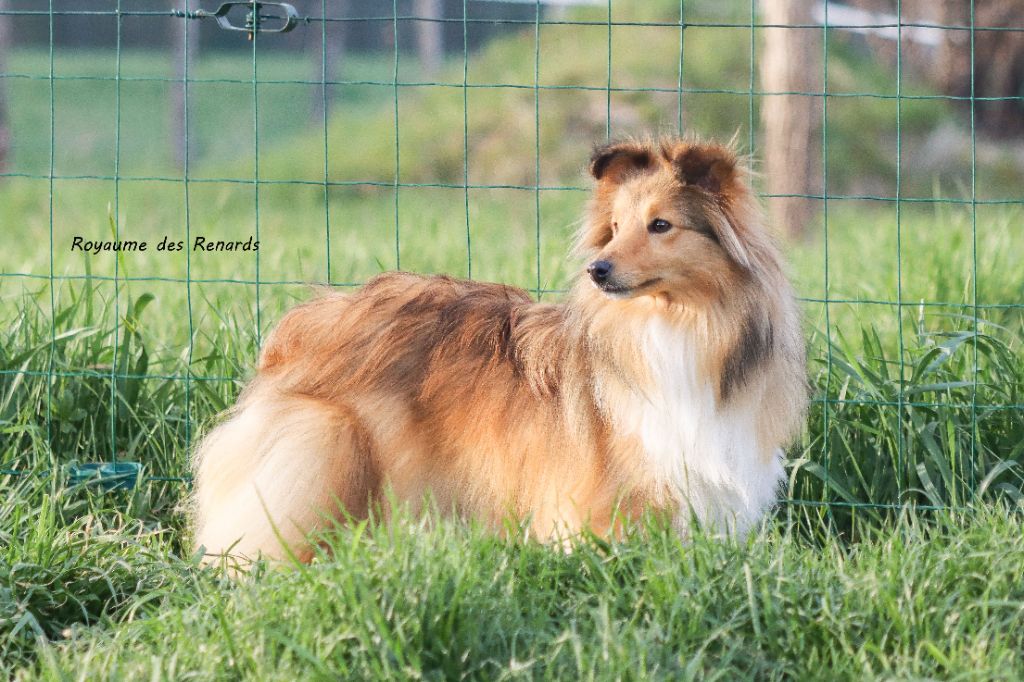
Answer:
xmin=589 ymin=142 xmax=654 ymax=183
xmin=671 ymin=142 xmax=753 ymax=270
xmin=670 ymin=142 xmax=737 ymax=194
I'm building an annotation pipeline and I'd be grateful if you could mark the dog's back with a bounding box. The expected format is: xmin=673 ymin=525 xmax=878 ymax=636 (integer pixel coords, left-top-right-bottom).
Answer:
xmin=192 ymin=273 xmax=615 ymax=563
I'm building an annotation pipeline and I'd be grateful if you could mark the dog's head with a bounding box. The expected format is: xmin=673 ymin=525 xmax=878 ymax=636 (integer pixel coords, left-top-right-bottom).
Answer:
xmin=580 ymin=138 xmax=764 ymax=304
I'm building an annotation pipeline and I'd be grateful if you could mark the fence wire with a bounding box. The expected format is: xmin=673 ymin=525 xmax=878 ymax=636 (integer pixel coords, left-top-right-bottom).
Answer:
xmin=0 ymin=1 xmax=1022 ymax=515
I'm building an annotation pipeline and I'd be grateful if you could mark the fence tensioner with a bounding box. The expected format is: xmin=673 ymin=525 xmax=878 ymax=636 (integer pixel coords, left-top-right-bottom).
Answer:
xmin=174 ymin=2 xmax=300 ymax=40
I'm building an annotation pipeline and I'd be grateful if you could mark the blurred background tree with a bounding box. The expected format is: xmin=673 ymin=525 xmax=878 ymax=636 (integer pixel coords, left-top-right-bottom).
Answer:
xmin=934 ymin=0 xmax=1024 ymax=137
xmin=0 ymin=0 xmax=10 ymax=173
xmin=761 ymin=0 xmax=822 ymax=239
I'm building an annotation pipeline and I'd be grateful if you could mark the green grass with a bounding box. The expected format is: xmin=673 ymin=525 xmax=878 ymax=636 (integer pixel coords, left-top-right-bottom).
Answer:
xmin=4 ymin=187 xmax=1022 ymax=508
xmin=3 ymin=4 xmax=1024 ymax=676
xmin=2 ymin=173 xmax=1022 ymax=682
xmin=4 ymin=480 xmax=1024 ymax=679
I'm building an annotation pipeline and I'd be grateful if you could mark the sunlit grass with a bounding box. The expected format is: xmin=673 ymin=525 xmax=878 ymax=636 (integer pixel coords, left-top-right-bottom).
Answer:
xmin=4 ymin=483 xmax=1024 ymax=679
xmin=2 ymin=6 xmax=1023 ymax=676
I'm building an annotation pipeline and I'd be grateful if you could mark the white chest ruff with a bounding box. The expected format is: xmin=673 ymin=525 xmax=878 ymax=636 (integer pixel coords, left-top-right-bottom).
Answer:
xmin=599 ymin=319 xmax=783 ymax=536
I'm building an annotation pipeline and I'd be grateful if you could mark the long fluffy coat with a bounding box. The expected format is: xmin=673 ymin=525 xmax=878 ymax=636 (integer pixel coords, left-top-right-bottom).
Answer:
xmin=192 ymin=138 xmax=807 ymax=563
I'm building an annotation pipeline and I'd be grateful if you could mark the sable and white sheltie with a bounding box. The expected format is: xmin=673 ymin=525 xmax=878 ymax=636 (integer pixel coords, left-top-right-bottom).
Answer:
xmin=191 ymin=138 xmax=807 ymax=563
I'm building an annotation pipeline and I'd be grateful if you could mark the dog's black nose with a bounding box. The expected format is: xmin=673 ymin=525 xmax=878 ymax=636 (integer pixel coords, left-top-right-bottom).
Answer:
xmin=587 ymin=260 xmax=613 ymax=284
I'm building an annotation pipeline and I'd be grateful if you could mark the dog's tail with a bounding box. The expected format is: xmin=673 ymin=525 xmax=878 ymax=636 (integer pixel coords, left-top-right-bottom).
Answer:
xmin=191 ymin=386 xmax=374 ymax=567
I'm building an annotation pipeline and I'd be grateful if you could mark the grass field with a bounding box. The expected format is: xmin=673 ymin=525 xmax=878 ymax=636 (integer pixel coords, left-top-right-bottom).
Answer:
xmin=5 ymin=482 xmax=1024 ymax=680
xmin=3 ymin=3 xmax=1024 ymax=677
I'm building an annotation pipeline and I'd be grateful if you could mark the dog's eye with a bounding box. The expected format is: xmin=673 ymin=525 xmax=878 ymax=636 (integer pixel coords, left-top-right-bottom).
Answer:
xmin=647 ymin=218 xmax=672 ymax=234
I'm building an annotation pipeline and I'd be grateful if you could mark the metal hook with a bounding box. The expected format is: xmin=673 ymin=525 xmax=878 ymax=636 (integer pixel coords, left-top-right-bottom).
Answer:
xmin=189 ymin=2 xmax=299 ymax=39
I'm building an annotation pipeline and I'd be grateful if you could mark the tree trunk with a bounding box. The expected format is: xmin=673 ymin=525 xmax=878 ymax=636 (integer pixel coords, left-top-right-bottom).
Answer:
xmin=310 ymin=0 xmax=347 ymax=122
xmin=760 ymin=0 xmax=822 ymax=239
xmin=935 ymin=0 xmax=1024 ymax=137
xmin=414 ymin=0 xmax=444 ymax=75
xmin=171 ymin=0 xmax=200 ymax=169
xmin=848 ymin=0 xmax=1024 ymax=138
xmin=0 ymin=0 xmax=11 ymax=174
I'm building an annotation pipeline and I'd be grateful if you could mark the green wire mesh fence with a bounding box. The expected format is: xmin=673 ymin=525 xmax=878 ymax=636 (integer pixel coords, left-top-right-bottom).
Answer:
xmin=0 ymin=1 xmax=1022 ymax=515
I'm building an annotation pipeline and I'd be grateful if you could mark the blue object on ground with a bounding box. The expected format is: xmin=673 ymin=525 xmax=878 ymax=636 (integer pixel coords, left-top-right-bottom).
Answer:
xmin=68 ymin=462 xmax=143 ymax=490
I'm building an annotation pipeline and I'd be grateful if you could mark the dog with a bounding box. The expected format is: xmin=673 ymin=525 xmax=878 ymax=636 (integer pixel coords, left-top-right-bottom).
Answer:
xmin=191 ymin=138 xmax=807 ymax=563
